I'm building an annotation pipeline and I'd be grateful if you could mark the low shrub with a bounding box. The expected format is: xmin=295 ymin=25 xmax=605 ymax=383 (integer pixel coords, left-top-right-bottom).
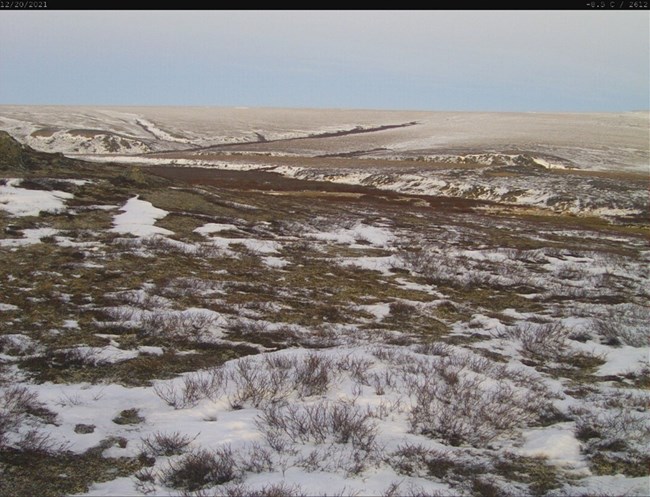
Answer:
xmin=161 ymin=446 xmax=239 ymax=491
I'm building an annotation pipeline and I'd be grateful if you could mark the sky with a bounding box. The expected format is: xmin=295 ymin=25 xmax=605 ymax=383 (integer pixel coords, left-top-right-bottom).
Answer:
xmin=0 ymin=10 xmax=648 ymax=112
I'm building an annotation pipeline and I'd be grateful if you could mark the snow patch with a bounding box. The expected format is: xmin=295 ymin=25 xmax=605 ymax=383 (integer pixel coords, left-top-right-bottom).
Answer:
xmin=597 ymin=345 xmax=650 ymax=376
xmin=193 ymin=223 xmax=242 ymax=235
xmin=519 ymin=424 xmax=585 ymax=468
xmin=0 ymin=179 xmax=73 ymax=217
xmin=75 ymin=345 xmax=140 ymax=364
xmin=138 ymin=346 xmax=164 ymax=356
xmin=263 ymin=256 xmax=290 ymax=268
xmin=110 ymin=196 xmax=173 ymax=237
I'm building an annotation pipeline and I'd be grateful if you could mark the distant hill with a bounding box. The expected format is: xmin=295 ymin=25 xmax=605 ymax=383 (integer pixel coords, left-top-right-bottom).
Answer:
xmin=1 ymin=106 xmax=647 ymax=172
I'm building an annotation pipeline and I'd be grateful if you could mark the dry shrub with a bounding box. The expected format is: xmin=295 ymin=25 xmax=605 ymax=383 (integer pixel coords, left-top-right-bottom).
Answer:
xmin=495 ymin=323 xmax=568 ymax=360
xmin=400 ymin=353 xmax=555 ymax=447
xmin=294 ymin=353 xmax=332 ymax=397
xmin=222 ymin=482 xmax=307 ymax=497
xmin=140 ymin=431 xmax=197 ymax=457
xmin=161 ymin=446 xmax=239 ymax=492
xmin=154 ymin=368 xmax=226 ymax=409
xmin=139 ymin=310 xmax=220 ymax=342
xmin=594 ymin=304 xmax=650 ymax=348
xmin=0 ymin=385 xmax=60 ymax=454
xmin=257 ymin=400 xmax=377 ymax=452
xmin=336 ymin=353 xmax=374 ymax=385
xmin=227 ymin=358 xmax=292 ymax=409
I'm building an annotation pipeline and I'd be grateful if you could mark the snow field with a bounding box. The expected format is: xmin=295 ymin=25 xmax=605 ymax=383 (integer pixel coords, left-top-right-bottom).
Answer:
xmin=19 ymin=345 xmax=570 ymax=496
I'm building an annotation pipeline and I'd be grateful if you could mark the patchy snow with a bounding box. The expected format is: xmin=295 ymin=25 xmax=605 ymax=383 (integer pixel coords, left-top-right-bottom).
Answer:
xmin=357 ymin=303 xmax=391 ymax=320
xmin=308 ymin=223 xmax=394 ymax=248
xmin=26 ymin=129 xmax=151 ymax=155
xmin=0 ymin=179 xmax=73 ymax=217
xmin=259 ymin=164 xmax=646 ymax=219
xmin=2 ymin=107 xmax=649 ymax=496
xmin=340 ymin=255 xmax=397 ymax=276
xmin=110 ymin=195 xmax=173 ymax=237
xmin=58 ymin=151 xmax=646 ymax=220
xmin=393 ymin=277 xmax=438 ymax=294
xmin=77 ymin=154 xmax=266 ymax=171
xmin=0 ymin=334 xmax=34 ymax=354
xmin=55 ymin=237 xmax=103 ymax=250
xmin=0 ymin=227 xmax=60 ymax=247
xmin=205 ymin=237 xmax=281 ymax=255
xmin=193 ymin=223 xmax=282 ymax=255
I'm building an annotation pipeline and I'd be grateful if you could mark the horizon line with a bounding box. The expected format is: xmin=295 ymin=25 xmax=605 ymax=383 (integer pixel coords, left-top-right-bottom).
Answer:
xmin=0 ymin=103 xmax=647 ymax=114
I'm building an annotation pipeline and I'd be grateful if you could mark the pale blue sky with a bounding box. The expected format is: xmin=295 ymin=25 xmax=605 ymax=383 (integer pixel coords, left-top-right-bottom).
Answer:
xmin=0 ymin=11 xmax=647 ymax=111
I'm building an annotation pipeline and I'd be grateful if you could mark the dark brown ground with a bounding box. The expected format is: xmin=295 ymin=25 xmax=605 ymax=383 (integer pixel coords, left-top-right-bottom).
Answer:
xmin=148 ymin=165 xmax=492 ymax=214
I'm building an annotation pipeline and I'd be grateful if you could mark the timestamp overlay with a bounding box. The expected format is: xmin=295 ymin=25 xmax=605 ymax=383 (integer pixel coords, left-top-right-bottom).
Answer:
xmin=0 ymin=1 xmax=49 ymax=7
xmin=0 ymin=1 xmax=647 ymax=8
xmin=585 ymin=0 xmax=649 ymax=7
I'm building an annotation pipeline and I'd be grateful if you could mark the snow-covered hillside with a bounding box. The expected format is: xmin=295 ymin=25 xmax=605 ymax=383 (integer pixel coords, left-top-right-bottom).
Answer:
xmin=0 ymin=106 xmax=647 ymax=172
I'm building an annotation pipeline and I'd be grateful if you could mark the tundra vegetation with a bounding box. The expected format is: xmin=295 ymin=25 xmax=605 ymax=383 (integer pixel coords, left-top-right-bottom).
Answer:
xmin=0 ymin=129 xmax=648 ymax=497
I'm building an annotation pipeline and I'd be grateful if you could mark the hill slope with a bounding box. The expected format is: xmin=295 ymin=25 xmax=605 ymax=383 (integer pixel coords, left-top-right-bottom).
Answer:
xmin=1 ymin=125 xmax=648 ymax=497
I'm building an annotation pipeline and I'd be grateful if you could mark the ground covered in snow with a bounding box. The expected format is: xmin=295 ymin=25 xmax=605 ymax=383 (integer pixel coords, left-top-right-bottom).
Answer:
xmin=0 ymin=106 xmax=647 ymax=172
xmin=0 ymin=128 xmax=648 ymax=497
